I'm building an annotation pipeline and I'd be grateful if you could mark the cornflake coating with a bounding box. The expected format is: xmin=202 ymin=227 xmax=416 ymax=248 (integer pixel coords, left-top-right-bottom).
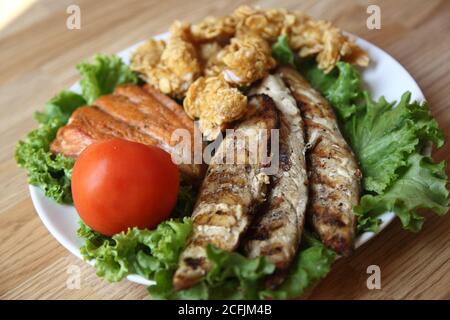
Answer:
xmin=131 ymin=39 xmax=166 ymax=71
xmin=231 ymin=6 xmax=368 ymax=73
xmin=162 ymin=21 xmax=201 ymax=79
xmin=206 ymin=32 xmax=276 ymax=85
xmin=184 ymin=76 xmax=248 ymax=140
xmin=288 ymin=18 xmax=369 ymax=73
xmin=130 ymin=21 xmax=201 ymax=98
xmin=132 ymin=5 xmax=369 ymax=98
xmin=191 ymin=16 xmax=236 ymax=43
xmin=233 ymin=6 xmax=298 ymax=42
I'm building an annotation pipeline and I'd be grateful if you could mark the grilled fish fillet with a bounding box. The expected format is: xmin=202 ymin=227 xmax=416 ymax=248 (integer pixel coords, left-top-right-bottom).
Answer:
xmin=173 ymin=94 xmax=278 ymax=290
xmin=50 ymin=84 xmax=204 ymax=183
xmin=279 ymin=66 xmax=361 ymax=256
xmin=243 ymin=74 xmax=308 ymax=288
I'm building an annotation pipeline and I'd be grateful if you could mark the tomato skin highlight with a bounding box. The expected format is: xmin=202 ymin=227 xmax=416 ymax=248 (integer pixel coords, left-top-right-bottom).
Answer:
xmin=72 ymin=138 xmax=180 ymax=236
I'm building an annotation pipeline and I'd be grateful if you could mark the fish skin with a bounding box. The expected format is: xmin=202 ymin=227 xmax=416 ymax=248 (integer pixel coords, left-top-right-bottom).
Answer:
xmin=50 ymin=84 xmax=204 ymax=183
xmin=243 ymin=74 xmax=308 ymax=288
xmin=279 ymin=66 xmax=361 ymax=256
xmin=173 ymin=94 xmax=279 ymax=291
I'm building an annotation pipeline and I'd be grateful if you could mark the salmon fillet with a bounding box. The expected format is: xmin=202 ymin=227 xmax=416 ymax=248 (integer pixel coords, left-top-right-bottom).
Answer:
xmin=243 ymin=74 xmax=308 ymax=288
xmin=50 ymin=84 xmax=204 ymax=183
xmin=173 ymin=94 xmax=279 ymax=290
xmin=279 ymin=66 xmax=361 ymax=256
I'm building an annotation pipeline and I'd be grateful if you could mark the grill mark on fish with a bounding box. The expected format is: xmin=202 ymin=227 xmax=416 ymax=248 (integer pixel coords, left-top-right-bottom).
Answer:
xmin=279 ymin=66 xmax=361 ymax=257
xmin=184 ymin=257 xmax=205 ymax=269
xmin=279 ymin=141 xmax=292 ymax=171
xmin=172 ymin=94 xmax=278 ymax=291
xmin=242 ymin=74 xmax=308 ymax=287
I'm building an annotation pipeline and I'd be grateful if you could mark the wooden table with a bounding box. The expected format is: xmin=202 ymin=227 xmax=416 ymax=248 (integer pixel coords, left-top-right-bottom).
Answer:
xmin=1 ymin=0 xmax=449 ymax=300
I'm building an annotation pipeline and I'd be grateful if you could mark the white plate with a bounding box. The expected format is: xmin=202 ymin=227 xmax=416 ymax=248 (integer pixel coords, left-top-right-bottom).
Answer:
xmin=29 ymin=33 xmax=425 ymax=286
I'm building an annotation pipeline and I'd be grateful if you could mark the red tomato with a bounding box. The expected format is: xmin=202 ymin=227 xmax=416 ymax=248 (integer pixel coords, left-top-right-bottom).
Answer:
xmin=72 ymin=138 xmax=179 ymax=236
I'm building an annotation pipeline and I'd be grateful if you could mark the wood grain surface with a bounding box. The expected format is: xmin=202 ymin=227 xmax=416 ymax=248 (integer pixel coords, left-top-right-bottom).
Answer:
xmin=0 ymin=0 xmax=449 ymax=300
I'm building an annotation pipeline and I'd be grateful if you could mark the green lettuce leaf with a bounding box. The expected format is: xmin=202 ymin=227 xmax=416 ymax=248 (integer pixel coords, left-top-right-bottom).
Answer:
xmin=298 ymin=59 xmax=338 ymax=93
xmin=260 ymin=235 xmax=336 ymax=299
xmin=272 ymin=35 xmax=298 ymax=67
xmin=345 ymin=92 xmax=444 ymax=194
xmin=77 ymin=54 xmax=138 ymax=104
xmin=15 ymin=90 xmax=86 ymax=203
xmin=299 ymin=61 xmax=361 ymax=119
xmin=34 ymin=91 xmax=86 ymax=125
xmin=15 ymin=135 xmax=75 ymax=203
xmin=78 ymin=218 xmax=192 ymax=282
xmin=323 ymin=62 xmax=361 ymax=119
xmin=354 ymin=210 xmax=382 ymax=234
xmin=355 ymin=154 xmax=449 ymax=232
xmin=77 ymin=219 xmax=111 ymax=245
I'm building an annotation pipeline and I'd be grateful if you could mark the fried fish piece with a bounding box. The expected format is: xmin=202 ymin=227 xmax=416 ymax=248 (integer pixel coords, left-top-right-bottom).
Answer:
xmin=131 ymin=21 xmax=201 ymax=98
xmin=183 ymin=75 xmax=248 ymax=140
xmin=204 ymin=32 xmax=276 ymax=86
xmin=279 ymin=66 xmax=361 ymax=256
xmin=243 ymin=74 xmax=308 ymax=288
xmin=173 ymin=94 xmax=278 ymax=290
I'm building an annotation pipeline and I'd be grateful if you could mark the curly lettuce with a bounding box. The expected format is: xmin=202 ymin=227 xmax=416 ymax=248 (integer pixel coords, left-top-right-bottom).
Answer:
xmin=77 ymin=54 xmax=138 ymax=104
xmin=345 ymin=92 xmax=444 ymax=193
xmin=34 ymin=91 xmax=87 ymax=125
xmin=78 ymin=218 xmax=193 ymax=282
xmin=16 ymin=55 xmax=138 ymax=203
xmin=272 ymin=35 xmax=299 ymax=68
xmin=345 ymin=92 xmax=447 ymax=232
xmin=15 ymin=91 xmax=85 ymax=203
xmin=356 ymin=154 xmax=449 ymax=232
